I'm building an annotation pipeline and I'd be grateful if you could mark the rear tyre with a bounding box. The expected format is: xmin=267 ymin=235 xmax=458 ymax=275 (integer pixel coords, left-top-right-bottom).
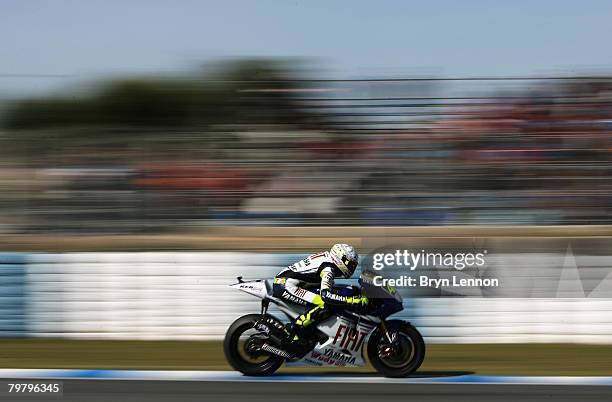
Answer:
xmin=224 ymin=314 xmax=284 ymax=376
xmin=367 ymin=321 xmax=425 ymax=378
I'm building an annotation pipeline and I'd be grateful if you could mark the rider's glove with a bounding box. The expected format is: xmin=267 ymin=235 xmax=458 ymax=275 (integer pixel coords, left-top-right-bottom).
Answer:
xmin=347 ymin=296 xmax=369 ymax=307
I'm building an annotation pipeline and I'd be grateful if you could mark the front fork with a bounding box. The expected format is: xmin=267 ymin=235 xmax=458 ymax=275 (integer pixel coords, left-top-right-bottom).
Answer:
xmin=378 ymin=320 xmax=400 ymax=357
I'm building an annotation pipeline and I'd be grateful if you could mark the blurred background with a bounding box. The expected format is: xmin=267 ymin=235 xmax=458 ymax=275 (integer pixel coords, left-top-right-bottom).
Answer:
xmin=2 ymin=68 xmax=612 ymax=232
xmin=1 ymin=0 xmax=612 ymax=374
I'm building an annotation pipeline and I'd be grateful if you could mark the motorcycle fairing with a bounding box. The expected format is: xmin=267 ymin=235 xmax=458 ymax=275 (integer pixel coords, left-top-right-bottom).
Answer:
xmin=230 ymin=278 xmax=378 ymax=368
xmin=230 ymin=279 xmax=270 ymax=299
xmin=286 ymin=315 xmax=376 ymax=368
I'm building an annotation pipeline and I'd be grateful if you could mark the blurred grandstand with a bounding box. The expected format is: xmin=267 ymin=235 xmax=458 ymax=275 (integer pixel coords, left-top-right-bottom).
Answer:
xmin=1 ymin=60 xmax=612 ymax=233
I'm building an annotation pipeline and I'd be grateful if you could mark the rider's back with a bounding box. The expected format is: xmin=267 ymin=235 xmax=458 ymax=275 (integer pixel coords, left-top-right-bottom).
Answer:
xmin=276 ymin=251 xmax=342 ymax=284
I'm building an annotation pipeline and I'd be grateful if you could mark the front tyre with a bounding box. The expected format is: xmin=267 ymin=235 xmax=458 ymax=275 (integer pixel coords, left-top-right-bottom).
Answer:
xmin=224 ymin=314 xmax=284 ymax=376
xmin=367 ymin=321 xmax=425 ymax=378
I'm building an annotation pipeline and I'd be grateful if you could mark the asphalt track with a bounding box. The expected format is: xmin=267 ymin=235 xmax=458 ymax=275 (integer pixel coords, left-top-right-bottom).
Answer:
xmin=1 ymin=371 xmax=612 ymax=402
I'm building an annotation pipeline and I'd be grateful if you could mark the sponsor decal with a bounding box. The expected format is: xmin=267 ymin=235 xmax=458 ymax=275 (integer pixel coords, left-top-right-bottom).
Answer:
xmin=261 ymin=343 xmax=290 ymax=358
xmin=264 ymin=318 xmax=285 ymax=331
xmin=332 ymin=324 xmax=368 ymax=352
xmin=294 ymin=288 xmax=308 ymax=298
xmin=256 ymin=318 xmax=285 ymax=335
xmin=282 ymin=290 xmax=308 ymax=305
xmin=323 ymin=348 xmax=356 ymax=365
xmin=309 ymin=350 xmax=355 ymax=367
xmin=325 ymin=293 xmax=346 ymax=302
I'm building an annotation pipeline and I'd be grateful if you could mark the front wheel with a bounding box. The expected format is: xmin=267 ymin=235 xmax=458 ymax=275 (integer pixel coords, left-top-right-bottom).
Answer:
xmin=224 ymin=314 xmax=284 ymax=376
xmin=367 ymin=321 xmax=425 ymax=377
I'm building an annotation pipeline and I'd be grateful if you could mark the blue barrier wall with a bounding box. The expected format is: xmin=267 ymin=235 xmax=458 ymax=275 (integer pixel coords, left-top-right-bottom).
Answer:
xmin=0 ymin=253 xmax=27 ymax=337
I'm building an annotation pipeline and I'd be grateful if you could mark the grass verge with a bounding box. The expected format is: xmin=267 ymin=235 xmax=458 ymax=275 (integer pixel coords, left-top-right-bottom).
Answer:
xmin=1 ymin=340 xmax=611 ymax=376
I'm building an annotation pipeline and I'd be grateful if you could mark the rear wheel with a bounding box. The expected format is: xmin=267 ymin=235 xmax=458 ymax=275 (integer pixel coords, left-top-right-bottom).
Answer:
xmin=224 ymin=314 xmax=284 ymax=376
xmin=367 ymin=321 xmax=425 ymax=378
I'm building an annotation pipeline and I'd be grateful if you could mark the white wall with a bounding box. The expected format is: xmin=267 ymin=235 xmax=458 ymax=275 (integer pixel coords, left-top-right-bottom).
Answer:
xmin=22 ymin=252 xmax=612 ymax=343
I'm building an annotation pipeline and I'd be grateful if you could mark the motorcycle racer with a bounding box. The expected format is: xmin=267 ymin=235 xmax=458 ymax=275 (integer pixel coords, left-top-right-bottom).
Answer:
xmin=273 ymin=244 xmax=368 ymax=346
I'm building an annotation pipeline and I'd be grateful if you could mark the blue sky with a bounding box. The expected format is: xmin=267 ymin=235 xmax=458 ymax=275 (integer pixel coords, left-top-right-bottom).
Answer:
xmin=1 ymin=0 xmax=611 ymax=96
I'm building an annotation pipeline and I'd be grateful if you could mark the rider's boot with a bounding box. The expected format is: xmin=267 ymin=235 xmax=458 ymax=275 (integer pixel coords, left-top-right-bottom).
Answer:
xmin=281 ymin=323 xmax=309 ymax=357
xmin=282 ymin=305 xmax=329 ymax=357
xmin=283 ymin=322 xmax=298 ymax=340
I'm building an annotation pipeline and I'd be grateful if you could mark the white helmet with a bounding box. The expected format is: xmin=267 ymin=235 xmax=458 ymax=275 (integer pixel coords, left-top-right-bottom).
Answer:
xmin=330 ymin=243 xmax=359 ymax=278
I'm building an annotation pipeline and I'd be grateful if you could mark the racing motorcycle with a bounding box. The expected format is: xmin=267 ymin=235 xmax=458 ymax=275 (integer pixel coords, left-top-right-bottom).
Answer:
xmin=224 ymin=270 xmax=425 ymax=377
